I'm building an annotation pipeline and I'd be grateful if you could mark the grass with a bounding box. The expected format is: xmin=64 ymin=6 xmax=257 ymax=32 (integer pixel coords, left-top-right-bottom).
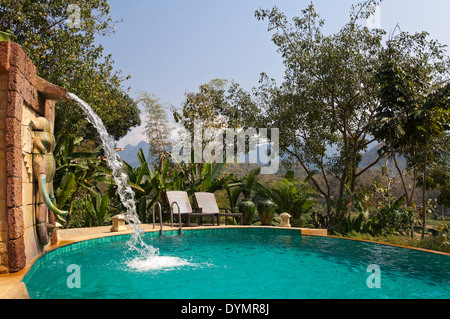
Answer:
xmin=426 ymin=218 xmax=450 ymax=226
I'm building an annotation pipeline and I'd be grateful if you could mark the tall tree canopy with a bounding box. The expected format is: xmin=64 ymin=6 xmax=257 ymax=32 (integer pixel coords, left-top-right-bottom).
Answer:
xmin=173 ymin=79 xmax=229 ymax=165
xmin=211 ymin=1 xmax=449 ymax=231
xmin=374 ymin=30 xmax=450 ymax=237
xmin=0 ymin=0 xmax=140 ymax=141
xmin=249 ymin=2 xmax=387 ymax=221
xmin=138 ymin=91 xmax=172 ymax=163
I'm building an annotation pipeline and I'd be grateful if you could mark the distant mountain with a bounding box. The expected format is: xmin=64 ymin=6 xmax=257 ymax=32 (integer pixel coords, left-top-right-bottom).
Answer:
xmin=117 ymin=140 xmax=396 ymax=175
xmin=118 ymin=140 xmax=149 ymax=167
xmin=360 ymin=143 xmax=384 ymax=168
xmin=117 ymin=140 xmax=286 ymax=174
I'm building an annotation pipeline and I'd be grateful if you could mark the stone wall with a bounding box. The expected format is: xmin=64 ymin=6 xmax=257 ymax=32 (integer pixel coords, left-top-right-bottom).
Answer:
xmin=0 ymin=41 xmax=57 ymax=273
xmin=0 ymin=45 xmax=8 ymax=273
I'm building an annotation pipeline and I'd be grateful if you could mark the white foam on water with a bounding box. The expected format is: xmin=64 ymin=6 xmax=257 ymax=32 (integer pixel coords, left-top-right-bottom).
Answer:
xmin=126 ymin=255 xmax=195 ymax=271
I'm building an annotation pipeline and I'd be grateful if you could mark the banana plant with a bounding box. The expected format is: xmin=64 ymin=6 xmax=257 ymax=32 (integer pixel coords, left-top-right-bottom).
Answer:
xmin=147 ymin=156 xmax=179 ymax=211
xmin=119 ymin=149 xmax=237 ymax=222
xmin=81 ymin=187 xmax=112 ymax=227
xmin=162 ymin=150 xmax=235 ymax=195
xmin=225 ymin=178 xmax=243 ymax=214
xmin=119 ymin=149 xmax=181 ymax=222
xmin=182 ymin=162 xmax=235 ymax=195
xmin=240 ymin=167 xmax=265 ymax=201
xmin=120 ymin=148 xmax=157 ymax=222
xmin=53 ymin=136 xmax=113 ymax=228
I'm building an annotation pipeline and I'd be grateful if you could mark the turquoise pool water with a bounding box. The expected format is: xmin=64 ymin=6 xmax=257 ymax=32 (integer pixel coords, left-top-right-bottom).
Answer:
xmin=23 ymin=228 xmax=450 ymax=299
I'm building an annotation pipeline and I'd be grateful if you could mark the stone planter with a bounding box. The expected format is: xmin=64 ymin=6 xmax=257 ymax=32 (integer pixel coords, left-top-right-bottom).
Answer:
xmin=110 ymin=214 xmax=127 ymax=232
xmin=257 ymin=199 xmax=276 ymax=226
xmin=280 ymin=212 xmax=291 ymax=227
xmin=239 ymin=200 xmax=256 ymax=225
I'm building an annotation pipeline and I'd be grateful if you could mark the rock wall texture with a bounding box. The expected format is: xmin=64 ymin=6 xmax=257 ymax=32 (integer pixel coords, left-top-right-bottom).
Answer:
xmin=0 ymin=42 xmax=57 ymax=273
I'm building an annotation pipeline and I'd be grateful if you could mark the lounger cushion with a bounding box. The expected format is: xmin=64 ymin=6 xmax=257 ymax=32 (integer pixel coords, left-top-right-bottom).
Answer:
xmin=167 ymin=191 xmax=192 ymax=214
xmin=194 ymin=192 xmax=220 ymax=214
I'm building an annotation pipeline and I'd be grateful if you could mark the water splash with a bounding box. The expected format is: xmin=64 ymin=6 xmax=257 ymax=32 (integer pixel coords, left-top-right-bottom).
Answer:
xmin=70 ymin=93 xmax=197 ymax=271
xmin=126 ymin=255 xmax=194 ymax=272
xmin=69 ymin=93 xmax=156 ymax=255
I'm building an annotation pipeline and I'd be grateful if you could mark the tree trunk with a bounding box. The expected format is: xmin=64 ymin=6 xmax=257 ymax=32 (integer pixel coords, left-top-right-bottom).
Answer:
xmin=409 ymin=138 xmax=417 ymax=205
xmin=325 ymin=195 xmax=332 ymax=218
xmin=389 ymin=132 xmax=410 ymax=206
xmin=421 ymin=123 xmax=429 ymax=239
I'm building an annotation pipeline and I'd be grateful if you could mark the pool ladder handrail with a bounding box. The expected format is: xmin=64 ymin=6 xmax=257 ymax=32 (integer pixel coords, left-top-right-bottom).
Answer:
xmin=170 ymin=201 xmax=183 ymax=235
xmin=151 ymin=201 xmax=163 ymax=236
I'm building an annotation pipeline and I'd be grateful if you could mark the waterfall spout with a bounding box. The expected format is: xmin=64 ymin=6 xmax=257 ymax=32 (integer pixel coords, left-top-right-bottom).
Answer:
xmin=68 ymin=92 xmax=156 ymax=256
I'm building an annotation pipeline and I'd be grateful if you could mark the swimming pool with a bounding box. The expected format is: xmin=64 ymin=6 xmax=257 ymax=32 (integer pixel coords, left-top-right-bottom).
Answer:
xmin=23 ymin=228 xmax=450 ymax=299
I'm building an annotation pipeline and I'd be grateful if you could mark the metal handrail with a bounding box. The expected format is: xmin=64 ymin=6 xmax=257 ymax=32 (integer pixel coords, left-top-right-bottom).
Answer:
xmin=170 ymin=201 xmax=183 ymax=235
xmin=152 ymin=202 xmax=163 ymax=236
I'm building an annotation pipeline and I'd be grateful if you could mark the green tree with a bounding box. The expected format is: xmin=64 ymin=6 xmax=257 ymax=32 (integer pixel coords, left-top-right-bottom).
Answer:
xmin=138 ymin=91 xmax=172 ymax=163
xmin=232 ymin=2 xmax=388 ymax=228
xmin=374 ymin=31 xmax=450 ymax=238
xmin=0 ymin=0 xmax=141 ymax=141
xmin=427 ymin=153 xmax=450 ymax=208
xmin=417 ymin=84 xmax=450 ymax=238
xmin=173 ymin=79 xmax=228 ymax=135
xmin=173 ymin=79 xmax=229 ymax=166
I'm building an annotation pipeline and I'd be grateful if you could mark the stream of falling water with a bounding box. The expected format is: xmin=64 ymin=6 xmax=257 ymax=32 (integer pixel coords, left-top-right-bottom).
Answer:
xmin=68 ymin=93 xmax=153 ymax=254
xmin=69 ymin=93 xmax=191 ymax=270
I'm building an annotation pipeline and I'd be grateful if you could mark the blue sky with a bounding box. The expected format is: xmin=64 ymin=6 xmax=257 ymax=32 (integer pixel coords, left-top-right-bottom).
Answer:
xmin=96 ymin=0 xmax=450 ymax=147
